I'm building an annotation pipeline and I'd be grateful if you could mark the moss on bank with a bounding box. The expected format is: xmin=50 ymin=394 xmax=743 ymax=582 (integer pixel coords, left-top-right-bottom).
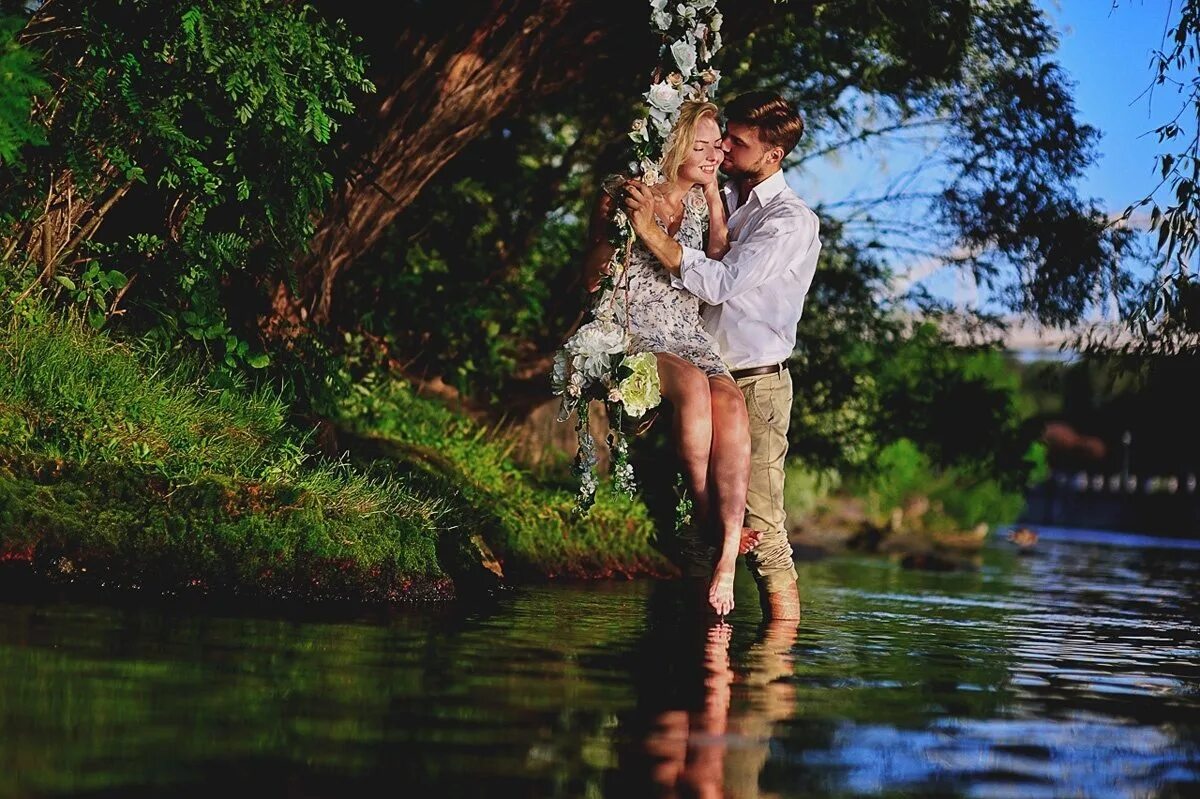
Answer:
xmin=0 ymin=310 xmax=671 ymax=600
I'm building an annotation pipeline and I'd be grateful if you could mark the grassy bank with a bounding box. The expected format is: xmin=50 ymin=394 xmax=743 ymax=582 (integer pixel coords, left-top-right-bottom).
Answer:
xmin=334 ymin=374 xmax=671 ymax=580
xmin=0 ymin=309 xmax=670 ymax=601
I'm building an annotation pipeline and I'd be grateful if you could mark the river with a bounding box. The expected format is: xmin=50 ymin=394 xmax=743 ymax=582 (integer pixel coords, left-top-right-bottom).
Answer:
xmin=2 ymin=527 xmax=1198 ymax=797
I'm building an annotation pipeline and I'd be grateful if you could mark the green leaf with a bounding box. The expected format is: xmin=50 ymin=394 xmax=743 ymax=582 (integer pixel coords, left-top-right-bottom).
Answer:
xmin=53 ymin=275 xmax=77 ymax=291
xmin=246 ymin=353 xmax=270 ymax=369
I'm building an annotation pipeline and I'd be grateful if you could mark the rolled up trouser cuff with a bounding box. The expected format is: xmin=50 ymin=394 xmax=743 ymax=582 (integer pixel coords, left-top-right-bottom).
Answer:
xmin=746 ymin=525 xmax=797 ymax=593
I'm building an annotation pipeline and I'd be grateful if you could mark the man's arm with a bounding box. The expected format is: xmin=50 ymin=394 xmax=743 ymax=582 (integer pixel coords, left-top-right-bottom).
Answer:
xmin=679 ymin=209 xmax=818 ymax=305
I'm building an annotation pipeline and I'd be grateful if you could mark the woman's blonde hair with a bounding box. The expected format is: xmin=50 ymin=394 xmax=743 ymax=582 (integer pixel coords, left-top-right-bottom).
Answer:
xmin=660 ymin=100 xmax=720 ymax=182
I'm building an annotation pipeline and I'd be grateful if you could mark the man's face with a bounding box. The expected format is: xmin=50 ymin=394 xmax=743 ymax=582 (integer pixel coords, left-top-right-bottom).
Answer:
xmin=719 ymin=121 xmax=776 ymax=180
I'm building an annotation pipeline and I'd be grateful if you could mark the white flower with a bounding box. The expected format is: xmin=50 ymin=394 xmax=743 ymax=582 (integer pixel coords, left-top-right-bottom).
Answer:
xmin=567 ymin=319 xmax=628 ymax=380
xmin=676 ymin=3 xmax=696 ymax=24
xmin=551 ymin=349 xmax=569 ymax=395
xmin=693 ymin=23 xmax=707 ymax=42
xmin=629 ymin=117 xmax=650 ymax=143
xmin=649 ymin=0 xmax=668 ymax=11
xmin=648 ymin=107 xmax=674 ymax=138
xmin=652 ymin=10 xmax=672 ymax=30
xmin=638 ymin=158 xmax=662 ymax=185
xmin=667 ymin=71 xmax=683 ymax=88
xmin=670 ymin=40 xmax=698 ymax=76
xmin=608 ymin=388 xmax=623 ymax=403
xmin=645 ymin=80 xmax=684 ymax=114
xmin=566 ymin=383 xmax=582 ymax=398
xmin=693 ymin=0 xmax=717 ymax=10
xmin=711 ymin=31 xmax=722 ymax=54
xmin=710 ymin=12 xmax=722 ymax=30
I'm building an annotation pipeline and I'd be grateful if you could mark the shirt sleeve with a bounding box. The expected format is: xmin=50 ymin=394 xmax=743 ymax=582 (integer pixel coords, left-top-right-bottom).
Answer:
xmin=679 ymin=209 xmax=819 ymax=305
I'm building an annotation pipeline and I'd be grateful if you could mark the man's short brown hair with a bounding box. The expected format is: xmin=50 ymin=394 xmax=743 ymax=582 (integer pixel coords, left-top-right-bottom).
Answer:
xmin=724 ymin=92 xmax=805 ymax=157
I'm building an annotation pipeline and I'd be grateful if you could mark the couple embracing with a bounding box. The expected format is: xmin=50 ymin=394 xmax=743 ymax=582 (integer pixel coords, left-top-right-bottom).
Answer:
xmin=582 ymin=92 xmax=821 ymax=621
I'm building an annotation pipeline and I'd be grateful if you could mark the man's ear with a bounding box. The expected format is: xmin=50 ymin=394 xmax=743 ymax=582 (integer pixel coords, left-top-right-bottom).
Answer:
xmin=768 ymin=147 xmax=784 ymax=165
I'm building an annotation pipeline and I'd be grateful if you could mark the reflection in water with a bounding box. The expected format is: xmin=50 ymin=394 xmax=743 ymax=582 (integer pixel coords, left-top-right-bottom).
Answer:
xmin=0 ymin=531 xmax=1198 ymax=797
xmin=612 ymin=583 xmax=799 ymax=798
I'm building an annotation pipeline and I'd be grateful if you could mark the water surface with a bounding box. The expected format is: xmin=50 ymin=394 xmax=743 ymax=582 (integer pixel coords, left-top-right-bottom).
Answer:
xmin=2 ymin=530 xmax=1198 ymax=797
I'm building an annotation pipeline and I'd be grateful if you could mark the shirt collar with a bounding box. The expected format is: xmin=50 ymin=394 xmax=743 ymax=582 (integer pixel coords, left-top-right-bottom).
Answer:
xmin=723 ymin=169 xmax=789 ymax=212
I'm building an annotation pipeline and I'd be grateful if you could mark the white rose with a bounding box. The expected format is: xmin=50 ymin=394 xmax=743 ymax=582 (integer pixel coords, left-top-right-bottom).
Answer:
xmin=692 ymin=0 xmax=717 ymax=9
xmin=650 ymin=0 xmax=668 ymax=11
xmin=711 ymin=31 xmax=722 ymax=54
xmin=693 ymin=23 xmax=707 ymax=42
xmin=710 ymin=12 xmax=722 ymax=31
xmin=648 ymin=107 xmax=674 ymax=138
xmin=638 ymin=158 xmax=662 ymax=185
xmin=670 ymin=40 xmax=698 ymax=76
xmin=676 ymin=3 xmax=696 ymax=23
xmin=645 ymin=81 xmax=684 ymax=114
xmin=652 ymin=10 xmax=672 ymax=30
xmin=628 ymin=117 xmax=650 ymax=143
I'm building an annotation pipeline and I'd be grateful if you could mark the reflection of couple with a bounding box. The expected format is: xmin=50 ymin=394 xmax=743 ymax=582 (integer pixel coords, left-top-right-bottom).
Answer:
xmin=608 ymin=583 xmax=800 ymax=799
xmin=582 ymin=92 xmax=820 ymax=619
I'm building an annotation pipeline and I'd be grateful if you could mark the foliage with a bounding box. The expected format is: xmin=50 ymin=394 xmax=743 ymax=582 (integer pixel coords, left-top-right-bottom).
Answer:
xmin=0 ymin=14 xmax=46 ymax=165
xmin=1118 ymin=0 xmax=1200 ymax=355
xmin=856 ymin=438 xmax=1029 ymax=533
xmin=0 ymin=0 xmax=371 ymax=375
xmin=873 ymin=322 xmax=1038 ymax=490
xmin=789 ymin=223 xmax=897 ymax=471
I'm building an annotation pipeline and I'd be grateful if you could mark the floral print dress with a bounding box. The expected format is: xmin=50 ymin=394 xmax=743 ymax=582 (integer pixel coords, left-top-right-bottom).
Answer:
xmin=616 ymin=186 xmax=730 ymax=379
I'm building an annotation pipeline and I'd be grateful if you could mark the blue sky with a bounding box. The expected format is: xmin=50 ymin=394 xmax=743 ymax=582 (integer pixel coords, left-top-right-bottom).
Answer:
xmin=792 ymin=0 xmax=1179 ymax=316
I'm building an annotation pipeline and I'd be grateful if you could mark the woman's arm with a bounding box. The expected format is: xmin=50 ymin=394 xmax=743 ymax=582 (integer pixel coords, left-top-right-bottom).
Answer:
xmin=582 ymin=191 xmax=618 ymax=293
xmin=703 ymin=180 xmax=730 ymax=259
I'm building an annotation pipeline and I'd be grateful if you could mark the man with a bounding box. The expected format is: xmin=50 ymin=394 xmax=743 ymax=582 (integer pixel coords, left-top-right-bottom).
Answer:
xmin=623 ymin=92 xmax=821 ymax=621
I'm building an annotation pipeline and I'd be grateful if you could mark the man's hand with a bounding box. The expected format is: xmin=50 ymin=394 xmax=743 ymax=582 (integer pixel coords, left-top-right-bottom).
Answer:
xmin=622 ymin=180 xmax=660 ymax=240
xmin=739 ymin=527 xmax=763 ymax=555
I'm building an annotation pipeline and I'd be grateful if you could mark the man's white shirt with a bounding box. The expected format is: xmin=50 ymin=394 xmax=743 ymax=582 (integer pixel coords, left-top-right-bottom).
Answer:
xmin=675 ymin=170 xmax=821 ymax=371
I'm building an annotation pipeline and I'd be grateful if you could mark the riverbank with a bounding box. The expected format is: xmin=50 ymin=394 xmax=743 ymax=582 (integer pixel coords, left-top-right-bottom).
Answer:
xmin=0 ymin=311 xmax=671 ymax=602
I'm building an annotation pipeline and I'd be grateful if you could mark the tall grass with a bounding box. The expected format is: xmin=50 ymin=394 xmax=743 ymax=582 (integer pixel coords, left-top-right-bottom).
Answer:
xmin=0 ymin=307 xmax=447 ymax=596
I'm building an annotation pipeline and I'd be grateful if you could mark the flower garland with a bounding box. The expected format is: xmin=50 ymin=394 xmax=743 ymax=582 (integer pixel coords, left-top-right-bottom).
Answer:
xmin=552 ymin=0 xmax=723 ymax=516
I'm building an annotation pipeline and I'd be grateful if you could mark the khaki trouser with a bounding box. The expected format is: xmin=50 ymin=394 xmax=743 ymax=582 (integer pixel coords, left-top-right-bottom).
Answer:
xmin=737 ymin=368 xmax=798 ymax=594
xmin=679 ymin=368 xmax=798 ymax=595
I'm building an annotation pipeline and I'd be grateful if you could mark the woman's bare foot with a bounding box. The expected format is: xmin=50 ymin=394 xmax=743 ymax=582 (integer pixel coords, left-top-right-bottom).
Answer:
xmin=708 ymin=566 xmax=735 ymax=617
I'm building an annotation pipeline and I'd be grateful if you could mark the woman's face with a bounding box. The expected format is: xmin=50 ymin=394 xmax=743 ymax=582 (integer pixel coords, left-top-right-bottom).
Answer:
xmin=678 ymin=116 xmax=722 ymax=185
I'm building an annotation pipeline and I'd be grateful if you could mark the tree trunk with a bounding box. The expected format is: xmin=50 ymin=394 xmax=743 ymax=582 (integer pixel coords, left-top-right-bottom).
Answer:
xmin=272 ymin=0 xmax=632 ymax=333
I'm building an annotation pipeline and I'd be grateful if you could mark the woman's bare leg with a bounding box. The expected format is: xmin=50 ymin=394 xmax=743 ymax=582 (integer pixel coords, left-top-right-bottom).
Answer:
xmin=706 ymin=375 xmax=751 ymax=616
xmin=654 ymin=353 xmax=714 ymax=525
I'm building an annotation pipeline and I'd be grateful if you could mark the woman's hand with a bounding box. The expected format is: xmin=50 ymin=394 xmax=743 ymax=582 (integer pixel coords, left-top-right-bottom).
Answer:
xmin=581 ymin=190 xmax=617 ymax=292
xmin=622 ymin=179 xmax=661 ymax=241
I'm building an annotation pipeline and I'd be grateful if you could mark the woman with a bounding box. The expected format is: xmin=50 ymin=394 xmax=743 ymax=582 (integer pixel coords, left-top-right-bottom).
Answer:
xmin=581 ymin=101 xmax=750 ymax=617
